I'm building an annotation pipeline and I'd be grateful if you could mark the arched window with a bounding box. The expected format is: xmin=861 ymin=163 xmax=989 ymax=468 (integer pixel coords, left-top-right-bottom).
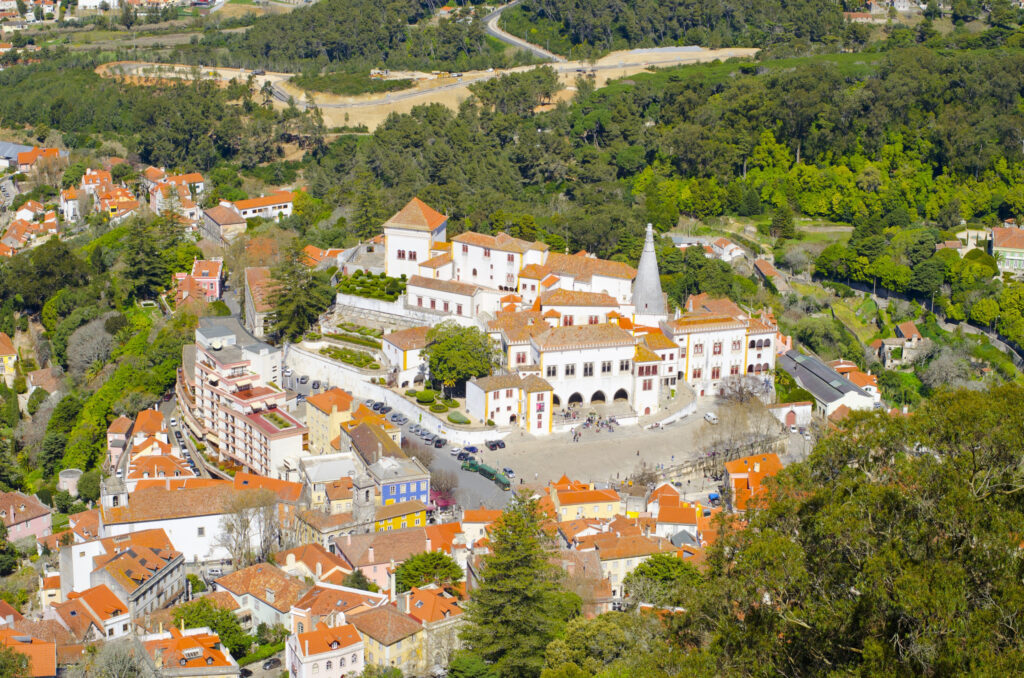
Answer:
xmin=326 ymin=661 xmax=333 ymax=670
xmin=749 ymin=340 xmax=756 ymax=349
xmin=472 ymin=268 xmax=478 ymax=277
xmin=764 ymin=338 xmax=771 ymax=347
xmin=312 ymin=663 xmax=319 ymax=674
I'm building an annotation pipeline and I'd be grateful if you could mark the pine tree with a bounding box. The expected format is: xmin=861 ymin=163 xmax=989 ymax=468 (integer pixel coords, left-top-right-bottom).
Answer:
xmin=460 ymin=493 xmax=580 ymax=678
xmin=269 ymin=246 xmax=333 ymax=342
xmin=122 ymin=221 xmax=166 ymax=300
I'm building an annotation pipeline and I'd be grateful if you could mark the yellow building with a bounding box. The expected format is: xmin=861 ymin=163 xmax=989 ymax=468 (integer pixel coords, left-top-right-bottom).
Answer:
xmin=0 ymin=332 xmax=16 ymax=386
xmin=306 ymin=388 xmax=354 ymax=455
xmin=350 ymin=606 xmax=425 ymax=676
xmin=374 ymin=500 xmax=428 ymax=532
xmin=548 ymin=475 xmax=622 ymax=521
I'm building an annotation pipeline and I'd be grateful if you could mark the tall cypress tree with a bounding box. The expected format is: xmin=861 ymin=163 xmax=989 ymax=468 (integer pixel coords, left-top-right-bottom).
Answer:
xmin=460 ymin=493 xmax=580 ymax=678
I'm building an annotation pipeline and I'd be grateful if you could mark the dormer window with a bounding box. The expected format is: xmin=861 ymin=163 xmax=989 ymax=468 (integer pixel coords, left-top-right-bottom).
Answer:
xmin=330 ymin=641 xmax=339 ymax=649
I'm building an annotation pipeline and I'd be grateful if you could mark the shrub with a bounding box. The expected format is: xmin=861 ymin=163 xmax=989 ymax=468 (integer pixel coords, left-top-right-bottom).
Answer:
xmin=416 ymin=389 xmax=436 ymax=404
xmin=442 ymin=398 xmax=458 ymax=408
xmin=368 ymin=363 xmax=380 ymax=370
xmin=430 ymin=403 xmax=448 ymax=413
xmin=27 ymin=388 xmax=49 ymax=415
xmin=486 ymin=419 xmax=495 ymax=426
xmin=405 ymin=389 xmax=418 ymax=397
xmin=447 ymin=411 xmax=470 ymax=424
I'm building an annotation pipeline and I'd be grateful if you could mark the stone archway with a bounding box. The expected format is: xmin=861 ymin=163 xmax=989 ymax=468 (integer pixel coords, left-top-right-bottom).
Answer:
xmin=613 ymin=388 xmax=629 ymax=401
xmin=591 ymin=390 xmax=606 ymax=404
xmin=568 ymin=392 xmax=583 ymax=406
xmin=552 ymin=394 xmax=561 ymax=406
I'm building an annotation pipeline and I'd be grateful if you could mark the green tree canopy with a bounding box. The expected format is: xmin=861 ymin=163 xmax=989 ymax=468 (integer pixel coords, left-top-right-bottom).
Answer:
xmin=460 ymin=493 xmax=581 ymax=678
xmin=423 ymin=322 xmax=500 ymax=394
xmin=270 ymin=245 xmax=334 ymax=342
xmin=173 ymin=598 xmax=252 ymax=658
xmin=394 ymin=550 xmax=463 ymax=593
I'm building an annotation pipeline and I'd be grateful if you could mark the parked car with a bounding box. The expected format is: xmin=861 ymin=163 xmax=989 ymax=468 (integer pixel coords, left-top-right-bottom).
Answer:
xmin=364 ymin=399 xmax=376 ymax=408
xmin=485 ymin=440 xmax=499 ymax=451
xmin=456 ymin=452 xmax=469 ymax=461
xmin=372 ymin=402 xmax=385 ymax=412
xmin=450 ymin=447 xmax=462 ymax=456
xmin=424 ymin=434 xmax=437 ymax=444
xmin=704 ymin=412 xmax=719 ymax=424
xmin=299 ymin=375 xmax=309 ymax=384
xmin=495 ymin=440 xmax=506 ymax=449
xmin=389 ymin=412 xmax=402 ymax=422
xmin=433 ymin=438 xmax=447 ymax=448
xmin=379 ymin=406 xmax=392 ymax=415
xmin=262 ymin=658 xmax=281 ymax=670
xmin=162 ymin=392 xmax=172 ymax=401
xmin=503 ymin=467 xmax=515 ymax=478
xmin=170 ymin=418 xmax=177 ymax=427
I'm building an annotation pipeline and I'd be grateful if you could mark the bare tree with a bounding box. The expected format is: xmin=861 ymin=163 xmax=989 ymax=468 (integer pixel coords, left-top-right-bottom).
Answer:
xmin=216 ymin=489 xmax=278 ymax=568
xmin=67 ymin=318 xmax=114 ymax=377
xmin=719 ymin=375 xmax=763 ymax=404
xmin=431 ymin=469 xmax=458 ymax=497
xmin=68 ymin=640 xmax=155 ymax=678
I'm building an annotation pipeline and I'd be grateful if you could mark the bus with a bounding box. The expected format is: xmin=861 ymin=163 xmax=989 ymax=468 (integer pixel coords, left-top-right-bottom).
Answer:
xmin=461 ymin=459 xmax=479 ymax=472
xmin=493 ymin=473 xmax=511 ymax=491
xmin=477 ymin=464 xmax=498 ymax=481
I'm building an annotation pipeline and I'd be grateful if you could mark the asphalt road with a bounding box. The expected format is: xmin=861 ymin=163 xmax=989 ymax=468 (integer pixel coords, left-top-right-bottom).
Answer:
xmin=483 ymin=0 xmax=565 ymax=62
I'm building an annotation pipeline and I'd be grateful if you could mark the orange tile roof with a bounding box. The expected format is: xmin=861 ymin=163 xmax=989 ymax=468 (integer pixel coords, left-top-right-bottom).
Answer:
xmin=540 ymin=289 xmax=618 ymax=307
xmin=324 ymin=477 xmax=353 ymax=502
xmin=143 ymin=627 xmax=235 ymax=670
xmin=533 ymin=323 xmax=633 ymax=351
xmin=383 ymin=326 xmax=431 ymax=351
xmin=215 ymin=564 xmax=310 ymax=613
xmin=233 ymin=473 xmax=303 ymax=503
xmin=666 ymin=313 xmax=747 ymax=333
xmin=383 ymin=197 xmax=447 ymax=232
xmin=0 ymin=331 xmax=15 ymax=357
xmin=451 ymin=231 xmax=545 ymax=254
xmin=685 ymin=293 xmax=744 ymax=318
xmin=724 ymin=453 xmax=783 ymax=511
xmin=0 ymin=628 xmax=56 ymax=678
xmin=126 ymin=455 xmax=194 ymax=481
xmin=306 ymin=388 xmax=354 ymax=416
xmin=589 ymin=533 xmax=676 ymax=561
xmin=406 ymin=586 xmax=464 ymax=624
xmin=294 ymin=623 xmax=362 ymax=658
xmin=101 ymin=482 xmax=239 ymax=524
xmin=518 ymin=263 xmax=551 ymax=279
xmin=847 ymin=370 xmax=877 ymax=389
xmin=143 ymin=166 xmax=166 ymax=181
xmin=275 ymin=543 xmax=351 ymax=578
xmin=992 ymin=226 xmax=1024 ymax=251
xmin=634 ymin=344 xmax=661 ymax=363
xmin=17 ymin=147 xmax=59 ymax=167
xmin=896 ymin=320 xmax=922 ymax=340
xmin=556 ymin=487 xmax=620 ymax=506
xmin=753 ymin=258 xmax=781 ymax=278
xmin=234 ymin=190 xmax=294 ymax=211
xmin=132 ymin=409 xmax=165 ymax=437
xmin=419 ymin=252 xmax=452 ymax=269
xmin=107 ymin=415 xmax=133 ymax=436
xmin=657 ymin=504 xmax=698 ymax=525
xmin=462 ymin=507 xmax=502 ymax=523
xmin=544 ymin=251 xmax=636 ymax=282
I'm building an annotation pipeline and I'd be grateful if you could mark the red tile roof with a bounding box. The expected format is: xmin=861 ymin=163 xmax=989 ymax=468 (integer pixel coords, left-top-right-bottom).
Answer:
xmin=215 ymin=564 xmax=310 ymax=613
xmin=245 ymin=267 xmax=277 ymax=313
xmin=0 ymin=628 xmax=56 ymax=677
xmin=306 ymin=388 xmax=354 ymax=416
xmin=349 ymin=606 xmax=422 ymax=646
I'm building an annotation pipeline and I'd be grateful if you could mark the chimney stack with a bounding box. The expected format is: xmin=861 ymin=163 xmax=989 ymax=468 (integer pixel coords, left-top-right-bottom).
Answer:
xmin=368 ymin=545 xmax=374 ymax=562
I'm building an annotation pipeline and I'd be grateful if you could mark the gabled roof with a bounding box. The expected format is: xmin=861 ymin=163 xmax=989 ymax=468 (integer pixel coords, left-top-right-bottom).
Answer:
xmin=383 ymin=326 xmax=431 ymax=351
xmin=991 ymin=226 xmax=1024 ymax=251
xmin=685 ymin=293 xmax=744 ymax=318
xmin=233 ymin=473 xmax=303 ymax=503
xmin=382 ymin=198 xmax=447 ymax=233
xmin=451 ymin=231 xmax=545 ymax=254
xmin=295 ymin=624 xmax=362 ymax=658
xmin=132 ymin=409 xmax=165 ymax=437
xmin=234 ymin=190 xmax=294 ymax=210
xmin=291 ymin=585 xmax=385 ymax=617
xmin=407 ymin=275 xmax=480 ymax=297
xmin=539 ymin=289 xmax=618 ymax=307
xmin=275 ymin=543 xmax=351 ymax=578
xmin=895 ymin=321 xmax=922 ymax=340
xmin=0 ymin=332 xmax=15 ymax=357
xmin=0 ymin=628 xmax=56 ymax=678
xmin=532 ymin=324 xmax=634 ymax=351
xmin=306 ymin=388 xmax=354 ymax=416
xmin=0 ymin=491 xmax=50 ymax=527
xmin=204 ymin=205 xmax=246 ymax=226
xmin=143 ymin=627 xmax=236 ymax=671
xmin=405 ymin=585 xmax=464 ymax=624
xmin=753 ymin=259 xmax=781 ymax=278
xmin=215 ymin=564 xmax=310 ymax=613
xmin=245 ymin=266 xmax=277 ymax=313
xmin=778 ymin=350 xmax=872 ymax=406
xmin=544 ymin=251 xmax=636 ymax=282
xmin=349 ymin=606 xmax=422 ymax=646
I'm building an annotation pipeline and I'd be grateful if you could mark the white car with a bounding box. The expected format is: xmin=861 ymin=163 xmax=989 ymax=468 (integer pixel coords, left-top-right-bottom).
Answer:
xmin=704 ymin=412 xmax=719 ymax=425
xmin=170 ymin=417 xmax=177 ymax=427
xmin=450 ymin=447 xmax=462 ymax=456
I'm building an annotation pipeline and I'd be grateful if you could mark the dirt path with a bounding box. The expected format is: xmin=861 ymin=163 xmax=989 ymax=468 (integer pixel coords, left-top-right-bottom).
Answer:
xmin=98 ymin=46 xmax=758 ymax=130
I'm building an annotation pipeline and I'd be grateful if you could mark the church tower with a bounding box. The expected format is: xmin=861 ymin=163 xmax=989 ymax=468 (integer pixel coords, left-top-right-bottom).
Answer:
xmin=352 ymin=471 xmax=376 ymax=534
xmin=632 ymin=223 xmax=667 ymax=324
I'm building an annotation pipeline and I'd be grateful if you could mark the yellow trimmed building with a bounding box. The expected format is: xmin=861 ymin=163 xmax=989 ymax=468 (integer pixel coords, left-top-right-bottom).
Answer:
xmin=305 ymin=388 xmax=354 ymax=455
xmin=374 ymin=499 xmax=428 ymax=532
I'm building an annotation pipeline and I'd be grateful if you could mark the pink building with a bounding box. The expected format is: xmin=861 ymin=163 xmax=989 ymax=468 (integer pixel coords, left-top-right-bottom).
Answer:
xmin=0 ymin=491 xmax=52 ymax=543
xmin=174 ymin=259 xmax=224 ymax=308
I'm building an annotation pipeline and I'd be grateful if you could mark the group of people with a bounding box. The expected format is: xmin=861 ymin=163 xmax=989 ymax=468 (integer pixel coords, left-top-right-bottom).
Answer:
xmin=569 ymin=414 xmax=619 ymax=442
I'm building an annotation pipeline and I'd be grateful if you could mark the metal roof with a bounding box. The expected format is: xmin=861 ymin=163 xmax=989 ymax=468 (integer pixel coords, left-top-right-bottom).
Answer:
xmin=778 ymin=350 xmax=871 ymax=404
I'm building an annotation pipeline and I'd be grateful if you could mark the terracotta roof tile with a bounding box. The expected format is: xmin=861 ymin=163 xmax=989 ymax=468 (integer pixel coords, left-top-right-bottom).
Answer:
xmin=295 ymin=623 xmax=362 ymax=658
xmin=215 ymin=564 xmax=310 ymax=613
xmin=383 ymin=198 xmax=447 ymax=232
xmin=349 ymin=606 xmax=421 ymax=646
xmin=532 ymin=324 xmax=633 ymax=351
xmin=245 ymin=267 xmax=277 ymax=313
xmin=540 ymin=289 xmax=618 ymax=307
xmin=383 ymin=326 xmax=431 ymax=351
xmin=544 ymin=252 xmax=636 ymax=282
xmin=407 ymin=275 xmax=480 ymax=297
xmin=306 ymin=388 xmax=354 ymax=416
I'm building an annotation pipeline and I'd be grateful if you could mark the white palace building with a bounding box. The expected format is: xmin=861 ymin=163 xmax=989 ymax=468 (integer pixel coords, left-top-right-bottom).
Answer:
xmin=369 ymin=198 xmax=782 ymax=433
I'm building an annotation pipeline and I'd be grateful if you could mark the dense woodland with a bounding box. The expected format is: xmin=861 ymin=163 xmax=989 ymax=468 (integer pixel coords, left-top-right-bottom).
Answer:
xmin=449 ymin=386 xmax=1024 ymax=678
xmin=162 ymin=0 xmax=536 ymax=74
xmin=502 ymin=0 xmax=844 ymax=55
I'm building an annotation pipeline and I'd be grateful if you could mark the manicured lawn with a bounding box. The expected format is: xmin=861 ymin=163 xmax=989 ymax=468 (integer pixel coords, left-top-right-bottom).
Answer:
xmin=319 ymin=345 xmax=380 ymax=370
xmin=337 ymin=272 xmax=406 ymax=301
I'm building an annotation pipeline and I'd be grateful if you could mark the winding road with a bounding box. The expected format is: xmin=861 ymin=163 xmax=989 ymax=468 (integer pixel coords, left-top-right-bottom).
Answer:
xmin=482 ymin=0 xmax=565 ymax=62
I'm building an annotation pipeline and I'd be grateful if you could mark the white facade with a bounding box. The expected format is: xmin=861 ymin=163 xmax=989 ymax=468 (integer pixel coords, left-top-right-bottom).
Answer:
xmin=406 ymin=276 xmax=502 ymax=318
xmin=466 ymin=375 xmax=552 ymax=433
xmin=662 ymin=315 xmax=776 ymax=398
xmin=286 ymin=626 xmax=365 ymax=678
xmin=533 ymin=340 xmax=636 ymax=408
xmin=100 ymin=512 xmax=231 ymax=564
xmin=385 ymin=228 xmax=436 ymax=279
